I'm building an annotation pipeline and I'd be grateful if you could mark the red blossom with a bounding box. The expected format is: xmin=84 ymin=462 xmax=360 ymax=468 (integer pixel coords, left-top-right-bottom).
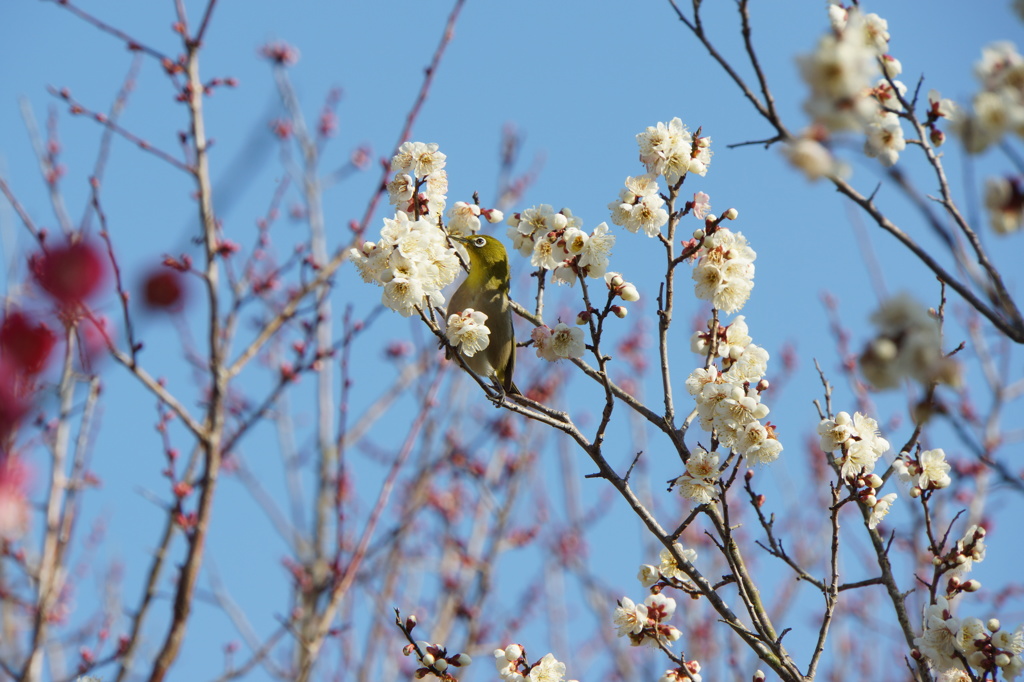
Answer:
xmin=318 ymin=110 xmax=338 ymax=138
xmin=30 ymin=240 xmax=106 ymax=306
xmin=0 ymin=312 xmax=57 ymax=375
xmin=259 ymin=41 xmax=300 ymax=66
xmin=142 ymin=270 xmax=186 ymax=310
xmin=270 ymin=119 xmax=292 ymax=139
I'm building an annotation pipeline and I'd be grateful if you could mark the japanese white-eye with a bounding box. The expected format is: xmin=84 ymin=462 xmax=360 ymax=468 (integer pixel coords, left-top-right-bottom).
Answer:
xmin=448 ymin=234 xmax=520 ymax=396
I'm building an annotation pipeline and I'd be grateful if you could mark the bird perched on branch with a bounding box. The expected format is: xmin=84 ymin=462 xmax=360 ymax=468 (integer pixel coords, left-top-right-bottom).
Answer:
xmin=447 ymin=234 xmax=520 ymax=398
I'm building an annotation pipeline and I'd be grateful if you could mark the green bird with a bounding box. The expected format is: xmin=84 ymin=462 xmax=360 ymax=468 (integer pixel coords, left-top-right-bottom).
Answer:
xmin=448 ymin=234 xmax=521 ymax=397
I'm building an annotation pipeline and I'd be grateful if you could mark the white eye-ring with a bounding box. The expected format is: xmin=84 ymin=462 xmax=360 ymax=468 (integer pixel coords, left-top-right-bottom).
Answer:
xmin=473 ymin=236 xmax=486 ymax=247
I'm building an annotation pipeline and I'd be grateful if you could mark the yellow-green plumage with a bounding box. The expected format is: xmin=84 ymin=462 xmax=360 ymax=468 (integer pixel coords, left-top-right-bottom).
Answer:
xmin=448 ymin=234 xmax=520 ymax=396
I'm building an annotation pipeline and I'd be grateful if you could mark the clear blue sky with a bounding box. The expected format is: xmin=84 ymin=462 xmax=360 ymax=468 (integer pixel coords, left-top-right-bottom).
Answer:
xmin=2 ymin=1 xmax=1022 ymax=680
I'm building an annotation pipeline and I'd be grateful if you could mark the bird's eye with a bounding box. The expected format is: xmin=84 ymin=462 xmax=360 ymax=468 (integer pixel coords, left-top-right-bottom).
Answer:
xmin=473 ymin=237 xmax=486 ymax=247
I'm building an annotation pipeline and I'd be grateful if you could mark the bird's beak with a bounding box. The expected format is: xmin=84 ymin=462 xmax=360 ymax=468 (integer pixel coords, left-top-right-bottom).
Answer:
xmin=450 ymin=235 xmax=469 ymax=245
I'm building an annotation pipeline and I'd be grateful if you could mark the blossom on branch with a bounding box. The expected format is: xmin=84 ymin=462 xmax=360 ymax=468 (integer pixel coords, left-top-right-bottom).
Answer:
xmin=445 ymin=309 xmax=490 ymax=358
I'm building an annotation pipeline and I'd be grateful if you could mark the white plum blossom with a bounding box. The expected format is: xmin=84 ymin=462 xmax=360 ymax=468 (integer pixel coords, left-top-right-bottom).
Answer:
xmin=578 ymin=222 xmax=616 ymax=278
xmin=723 ymin=343 xmax=769 ymax=383
xmin=637 ymin=564 xmax=660 ymax=588
xmin=532 ymin=324 xmax=585 ymax=361
xmin=984 ymin=176 xmax=1024 ymax=235
xmin=893 ymin=448 xmax=953 ymax=494
xmin=391 ymin=140 xmax=446 ymax=178
xmin=867 ymin=492 xmax=897 ymax=529
xmin=658 ymin=543 xmax=698 ymax=583
xmin=446 ymin=309 xmax=490 ymax=357
xmin=386 ymin=172 xmax=414 ymax=207
xmin=673 ymin=447 xmax=720 ymax=505
xmin=784 ymin=133 xmax=849 ymax=181
xmin=446 ymin=201 xmax=482 ymax=237
xmin=919 ymin=449 xmax=953 ymax=489
xmin=859 ymin=294 xmax=960 ymax=389
xmin=914 ymin=597 xmax=962 ymax=673
xmin=737 ymin=421 xmax=783 ymax=465
xmin=528 ymin=653 xmax=567 ymax=682
xmin=613 ymin=597 xmax=648 ymax=637
xmin=864 ymin=112 xmax=907 ymax=166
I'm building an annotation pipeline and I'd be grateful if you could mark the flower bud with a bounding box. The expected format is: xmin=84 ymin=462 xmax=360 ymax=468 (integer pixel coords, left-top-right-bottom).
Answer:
xmin=576 ymin=310 xmax=591 ymax=325
xmin=452 ymin=653 xmax=472 ymax=667
xmin=910 ymin=486 xmax=922 ymax=498
xmin=420 ymin=653 xmax=435 ymax=667
xmin=723 ymin=208 xmax=738 ymax=220
xmin=504 ymin=644 xmax=523 ymax=661
xmin=962 ymin=579 xmax=981 ymax=592
xmin=753 ymin=671 xmax=766 ymax=682
xmin=432 ymin=658 xmax=448 ymax=673
xmin=606 ymin=273 xmax=624 ymax=288
xmin=862 ymin=494 xmax=877 ymax=507
xmin=619 ymin=284 xmax=640 ymax=302
xmin=611 ymin=305 xmax=628 ymax=318
xmin=930 ymin=128 xmax=946 ymax=147
xmin=405 ymin=615 xmax=418 ymax=631
xmin=987 ymin=618 xmax=1001 ymax=633
xmin=996 ymin=653 xmax=1012 ymax=668
xmin=705 ymin=214 xmax=718 ymax=225
xmin=485 ymin=209 xmax=504 ymax=223
xmin=865 ymin=474 xmax=883 ymax=489
xmin=693 ymin=229 xmax=705 ymax=240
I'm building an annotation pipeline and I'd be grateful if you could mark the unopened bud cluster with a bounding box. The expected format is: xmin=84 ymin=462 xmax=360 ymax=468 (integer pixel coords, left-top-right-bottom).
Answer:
xmin=403 ymin=640 xmax=471 ymax=679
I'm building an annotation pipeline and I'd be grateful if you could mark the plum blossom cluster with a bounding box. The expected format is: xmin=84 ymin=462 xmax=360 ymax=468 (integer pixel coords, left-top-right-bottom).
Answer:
xmin=913 ymin=594 xmax=1023 ymax=679
xmin=634 ymin=117 xmax=712 ymax=184
xmin=892 ymin=448 xmax=952 ymax=496
xmin=799 ymin=6 xmax=889 ymax=132
xmin=956 ymin=41 xmax=1024 ymax=153
xmin=608 ymin=174 xmax=669 ymax=236
xmin=858 ymin=294 xmax=960 ymax=389
xmin=817 ymin=411 xmax=890 ymax=479
xmin=494 ymin=645 xmax=575 ymax=682
xmin=795 ymin=6 xmax=921 ymax=168
xmin=350 ymin=211 xmax=460 ymax=317
xmin=444 ymin=308 xmax=490 ymax=358
xmin=684 ymin=319 xmax=781 ymax=469
xmin=690 ymin=223 xmax=756 ymax=315
xmin=984 ymin=175 xmax=1024 ymax=235
xmin=613 ymin=593 xmax=683 ymax=648
xmin=387 ymin=141 xmax=449 ymax=218
xmin=506 ymin=205 xmax=616 ymax=285
xmin=402 ymin=639 xmax=471 ymax=680
xmin=818 ymin=411 xmax=898 ymax=526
